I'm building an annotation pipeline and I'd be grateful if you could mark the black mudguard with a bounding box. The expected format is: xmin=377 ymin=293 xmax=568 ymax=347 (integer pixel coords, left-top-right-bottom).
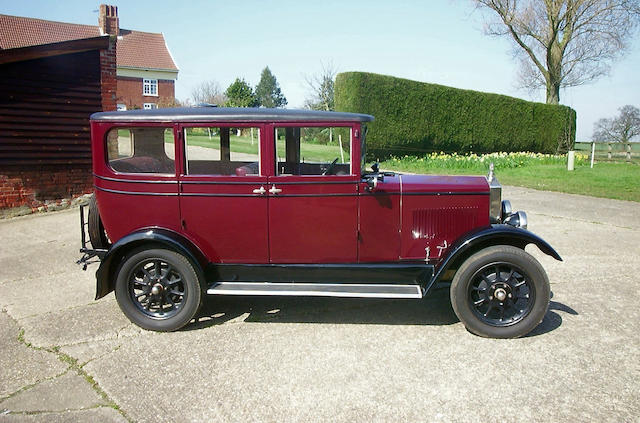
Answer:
xmin=94 ymin=228 xmax=207 ymax=300
xmin=426 ymin=224 xmax=562 ymax=294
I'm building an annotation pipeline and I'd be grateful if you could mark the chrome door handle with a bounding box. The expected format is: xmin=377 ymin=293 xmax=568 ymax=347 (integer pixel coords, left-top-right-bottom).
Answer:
xmin=252 ymin=186 xmax=266 ymax=195
xmin=268 ymin=185 xmax=282 ymax=195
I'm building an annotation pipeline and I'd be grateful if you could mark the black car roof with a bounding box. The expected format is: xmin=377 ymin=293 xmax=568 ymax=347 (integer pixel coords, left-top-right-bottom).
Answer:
xmin=90 ymin=107 xmax=374 ymax=123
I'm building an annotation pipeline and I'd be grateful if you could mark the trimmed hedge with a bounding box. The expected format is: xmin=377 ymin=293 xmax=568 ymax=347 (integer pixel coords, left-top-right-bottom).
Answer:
xmin=334 ymin=72 xmax=576 ymax=158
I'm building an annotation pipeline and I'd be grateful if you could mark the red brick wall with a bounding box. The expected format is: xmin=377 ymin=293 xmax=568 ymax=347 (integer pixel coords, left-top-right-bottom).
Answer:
xmin=116 ymin=77 xmax=175 ymax=109
xmin=100 ymin=37 xmax=117 ymax=111
xmin=0 ymin=165 xmax=92 ymax=210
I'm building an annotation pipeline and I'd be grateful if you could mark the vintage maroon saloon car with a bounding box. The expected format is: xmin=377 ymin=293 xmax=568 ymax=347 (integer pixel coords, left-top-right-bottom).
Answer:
xmin=78 ymin=107 xmax=561 ymax=338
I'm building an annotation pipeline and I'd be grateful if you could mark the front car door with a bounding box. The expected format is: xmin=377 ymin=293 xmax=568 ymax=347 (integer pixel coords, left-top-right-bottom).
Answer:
xmin=267 ymin=124 xmax=360 ymax=263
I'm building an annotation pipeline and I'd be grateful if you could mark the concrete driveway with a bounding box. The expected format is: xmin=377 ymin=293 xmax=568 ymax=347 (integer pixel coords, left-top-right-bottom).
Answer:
xmin=0 ymin=186 xmax=638 ymax=422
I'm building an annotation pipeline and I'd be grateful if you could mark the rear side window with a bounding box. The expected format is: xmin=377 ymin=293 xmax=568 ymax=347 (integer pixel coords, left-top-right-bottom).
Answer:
xmin=106 ymin=128 xmax=175 ymax=174
xmin=184 ymin=127 xmax=260 ymax=176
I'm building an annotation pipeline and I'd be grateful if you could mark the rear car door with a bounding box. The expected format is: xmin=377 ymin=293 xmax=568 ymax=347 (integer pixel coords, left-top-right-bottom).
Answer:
xmin=178 ymin=124 xmax=269 ymax=263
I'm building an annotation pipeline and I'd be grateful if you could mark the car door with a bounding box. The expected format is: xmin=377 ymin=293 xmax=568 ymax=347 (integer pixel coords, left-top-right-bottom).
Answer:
xmin=178 ymin=124 xmax=269 ymax=263
xmin=267 ymin=124 xmax=359 ymax=263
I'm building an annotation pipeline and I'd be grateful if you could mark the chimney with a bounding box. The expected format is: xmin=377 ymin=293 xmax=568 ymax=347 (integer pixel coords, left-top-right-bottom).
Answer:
xmin=98 ymin=4 xmax=119 ymax=36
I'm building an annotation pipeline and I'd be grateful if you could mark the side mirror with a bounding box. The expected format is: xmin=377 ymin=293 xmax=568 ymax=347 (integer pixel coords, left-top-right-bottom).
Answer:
xmin=371 ymin=162 xmax=380 ymax=173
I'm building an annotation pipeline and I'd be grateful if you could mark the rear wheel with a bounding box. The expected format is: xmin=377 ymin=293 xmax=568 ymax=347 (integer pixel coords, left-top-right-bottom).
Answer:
xmin=115 ymin=248 xmax=202 ymax=331
xmin=450 ymin=245 xmax=550 ymax=338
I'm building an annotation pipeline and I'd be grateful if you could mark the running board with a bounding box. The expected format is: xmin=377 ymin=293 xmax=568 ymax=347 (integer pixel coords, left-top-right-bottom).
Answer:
xmin=206 ymin=282 xmax=423 ymax=299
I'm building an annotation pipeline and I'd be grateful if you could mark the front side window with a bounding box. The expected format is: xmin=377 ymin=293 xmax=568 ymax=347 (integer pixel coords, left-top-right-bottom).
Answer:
xmin=184 ymin=127 xmax=260 ymax=176
xmin=106 ymin=127 xmax=175 ymax=174
xmin=274 ymin=126 xmax=351 ymax=176
xmin=143 ymin=79 xmax=158 ymax=96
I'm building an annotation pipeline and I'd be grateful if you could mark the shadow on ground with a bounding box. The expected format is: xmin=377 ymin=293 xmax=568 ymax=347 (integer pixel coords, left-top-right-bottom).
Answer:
xmin=186 ymin=288 xmax=457 ymax=330
xmin=185 ymin=288 xmax=578 ymax=335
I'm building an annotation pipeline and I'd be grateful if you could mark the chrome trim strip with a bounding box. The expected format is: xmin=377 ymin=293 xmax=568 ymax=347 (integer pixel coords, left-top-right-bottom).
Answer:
xmin=180 ymin=193 xmax=261 ymax=197
xmin=94 ymin=174 xmax=178 ymax=184
xmin=94 ymin=186 xmax=178 ymax=196
xmin=206 ymin=282 xmax=422 ymax=299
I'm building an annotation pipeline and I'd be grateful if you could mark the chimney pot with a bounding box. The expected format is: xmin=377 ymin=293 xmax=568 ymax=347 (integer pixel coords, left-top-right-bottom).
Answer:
xmin=99 ymin=4 xmax=119 ymax=36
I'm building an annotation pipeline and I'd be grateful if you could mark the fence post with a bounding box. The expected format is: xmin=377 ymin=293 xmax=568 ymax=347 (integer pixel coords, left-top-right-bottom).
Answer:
xmin=590 ymin=142 xmax=595 ymax=168
xmin=607 ymin=143 xmax=612 ymax=160
xmin=627 ymin=143 xmax=632 ymax=161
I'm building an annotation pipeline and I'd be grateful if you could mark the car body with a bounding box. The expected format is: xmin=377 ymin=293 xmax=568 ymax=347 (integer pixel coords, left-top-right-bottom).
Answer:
xmin=79 ymin=107 xmax=561 ymax=338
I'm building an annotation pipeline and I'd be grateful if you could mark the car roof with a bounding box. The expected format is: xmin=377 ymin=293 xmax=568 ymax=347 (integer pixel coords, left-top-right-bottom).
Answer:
xmin=90 ymin=107 xmax=374 ymax=123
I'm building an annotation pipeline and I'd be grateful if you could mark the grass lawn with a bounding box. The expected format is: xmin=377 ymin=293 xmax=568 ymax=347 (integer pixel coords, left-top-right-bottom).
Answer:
xmin=380 ymin=159 xmax=640 ymax=202
xmin=181 ymin=133 xmax=350 ymax=163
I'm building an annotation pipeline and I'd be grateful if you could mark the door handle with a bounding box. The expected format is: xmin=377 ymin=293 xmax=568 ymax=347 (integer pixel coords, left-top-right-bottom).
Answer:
xmin=268 ymin=184 xmax=282 ymax=195
xmin=252 ymin=186 xmax=266 ymax=195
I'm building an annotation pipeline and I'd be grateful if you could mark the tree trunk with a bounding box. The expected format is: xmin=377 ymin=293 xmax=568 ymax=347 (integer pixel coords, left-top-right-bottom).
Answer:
xmin=546 ymin=82 xmax=560 ymax=104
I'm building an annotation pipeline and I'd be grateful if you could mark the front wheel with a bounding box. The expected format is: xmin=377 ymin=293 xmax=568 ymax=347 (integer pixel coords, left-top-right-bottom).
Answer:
xmin=450 ymin=245 xmax=550 ymax=338
xmin=115 ymin=248 xmax=202 ymax=331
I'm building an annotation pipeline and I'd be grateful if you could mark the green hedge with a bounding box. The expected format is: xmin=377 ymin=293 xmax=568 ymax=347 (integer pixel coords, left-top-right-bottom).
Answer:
xmin=334 ymin=72 xmax=576 ymax=158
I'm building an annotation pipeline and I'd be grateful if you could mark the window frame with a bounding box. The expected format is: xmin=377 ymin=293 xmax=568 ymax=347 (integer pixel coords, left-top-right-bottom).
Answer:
xmin=104 ymin=126 xmax=176 ymax=176
xmin=143 ymin=103 xmax=158 ymax=110
xmin=181 ymin=124 xmax=262 ymax=177
xmin=272 ymin=124 xmax=354 ymax=177
xmin=143 ymin=78 xmax=158 ymax=97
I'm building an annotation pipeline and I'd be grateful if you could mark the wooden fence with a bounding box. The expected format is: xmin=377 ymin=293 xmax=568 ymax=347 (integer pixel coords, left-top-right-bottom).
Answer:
xmin=574 ymin=142 xmax=639 ymax=163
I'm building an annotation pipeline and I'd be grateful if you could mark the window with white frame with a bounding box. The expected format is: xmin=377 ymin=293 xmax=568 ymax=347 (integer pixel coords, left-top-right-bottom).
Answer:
xmin=143 ymin=103 xmax=157 ymax=110
xmin=143 ymin=79 xmax=158 ymax=96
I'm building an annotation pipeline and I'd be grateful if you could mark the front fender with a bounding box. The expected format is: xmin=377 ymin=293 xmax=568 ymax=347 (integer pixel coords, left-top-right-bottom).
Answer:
xmin=95 ymin=227 xmax=207 ymax=300
xmin=427 ymin=224 xmax=561 ymax=293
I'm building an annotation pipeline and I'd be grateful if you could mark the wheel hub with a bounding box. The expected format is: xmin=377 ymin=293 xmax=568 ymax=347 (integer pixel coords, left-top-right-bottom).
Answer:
xmin=151 ymin=283 xmax=164 ymax=296
xmin=494 ymin=288 xmax=507 ymax=301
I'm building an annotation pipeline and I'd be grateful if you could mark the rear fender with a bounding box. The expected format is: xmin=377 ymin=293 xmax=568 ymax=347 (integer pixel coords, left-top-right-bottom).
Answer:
xmin=426 ymin=224 xmax=561 ymax=294
xmin=95 ymin=228 xmax=207 ymax=300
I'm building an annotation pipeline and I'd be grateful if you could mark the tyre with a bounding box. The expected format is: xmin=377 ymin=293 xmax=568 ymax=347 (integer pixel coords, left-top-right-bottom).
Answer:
xmin=88 ymin=194 xmax=110 ymax=249
xmin=450 ymin=245 xmax=550 ymax=339
xmin=114 ymin=248 xmax=202 ymax=331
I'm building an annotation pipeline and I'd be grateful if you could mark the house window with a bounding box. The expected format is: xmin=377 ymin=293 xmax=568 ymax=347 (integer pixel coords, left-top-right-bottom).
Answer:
xmin=116 ymin=103 xmax=127 ymax=111
xmin=143 ymin=79 xmax=158 ymax=96
xmin=143 ymin=103 xmax=157 ymax=110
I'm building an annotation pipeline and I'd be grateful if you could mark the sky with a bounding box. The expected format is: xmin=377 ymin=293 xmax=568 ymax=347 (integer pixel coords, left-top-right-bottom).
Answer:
xmin=1 ymin=0 xmax=639 ymax=142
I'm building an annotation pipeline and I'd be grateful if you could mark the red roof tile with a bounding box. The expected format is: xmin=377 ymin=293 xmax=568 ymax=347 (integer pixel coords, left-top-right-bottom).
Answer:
xmin=0 ymin=14 xmax=178 ymax=71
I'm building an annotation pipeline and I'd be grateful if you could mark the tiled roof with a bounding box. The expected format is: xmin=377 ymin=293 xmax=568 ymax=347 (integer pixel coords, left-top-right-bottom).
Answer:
xmin=0 ymin=14 xmax=178 ymax=71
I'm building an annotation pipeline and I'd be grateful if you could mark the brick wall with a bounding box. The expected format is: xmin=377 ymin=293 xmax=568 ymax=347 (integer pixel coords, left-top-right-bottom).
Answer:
xmin=116 ymin=77 xmax=175 ymax=109
xmin=100 ymin=37 xmax=117 ymax=111
xmin=0 ymin=38 xmax=116 ymax=214
xmin=0 ymin=165 xmax=92 ymax=210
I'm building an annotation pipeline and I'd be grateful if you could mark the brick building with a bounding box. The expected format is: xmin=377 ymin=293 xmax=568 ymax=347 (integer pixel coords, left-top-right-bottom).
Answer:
xmin=0 ymin=5 xmax=179 ymax=110
xmin=0 ymin=5 xmax=178 ymax=212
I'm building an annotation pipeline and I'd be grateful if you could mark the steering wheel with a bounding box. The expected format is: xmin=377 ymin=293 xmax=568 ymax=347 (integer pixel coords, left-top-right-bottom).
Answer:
xmin=322 ymin=158 xmax=339 ymax=175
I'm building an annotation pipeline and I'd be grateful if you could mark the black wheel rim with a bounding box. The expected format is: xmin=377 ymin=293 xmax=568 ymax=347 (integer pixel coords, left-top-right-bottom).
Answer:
xmin=468 ymin=262 xmax=535 ymax=327
xmin=128 ymin=258 xmax=186 ymax=319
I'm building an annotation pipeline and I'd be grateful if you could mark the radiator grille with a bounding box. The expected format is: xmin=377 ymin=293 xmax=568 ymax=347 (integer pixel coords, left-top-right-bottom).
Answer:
xmin=412 ymin=207 xmax=478 ymax=239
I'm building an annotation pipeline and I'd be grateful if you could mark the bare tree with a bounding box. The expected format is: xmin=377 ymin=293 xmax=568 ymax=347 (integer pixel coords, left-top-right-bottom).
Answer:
xmin=592 ymin=105 xmax=640 ymax=142
xmin=304 ymin=62 xmax=337 ymax=111
xmin=191 ymin=80 xmax=226 ymax=105
xmin=472 ymin=0 xmax=640 ymax=104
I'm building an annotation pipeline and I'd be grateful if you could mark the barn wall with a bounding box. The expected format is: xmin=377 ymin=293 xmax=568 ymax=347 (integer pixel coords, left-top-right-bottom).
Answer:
xmin=0 ymin=41 xmax=116 ymax=212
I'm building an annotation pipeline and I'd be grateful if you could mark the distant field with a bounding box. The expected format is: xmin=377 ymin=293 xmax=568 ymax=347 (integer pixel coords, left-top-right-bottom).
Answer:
xmin=380 ymin=156 xmax=640 ymax=202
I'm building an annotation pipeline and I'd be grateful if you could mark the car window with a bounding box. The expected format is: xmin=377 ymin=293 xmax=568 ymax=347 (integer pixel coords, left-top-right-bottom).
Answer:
xmin=106 ymin=127 xmax=175 ymax=174
xmin=274 ymin=126 xmax=351 ymax=176
xmin=184 ymin=127 xmax=260 ymax=176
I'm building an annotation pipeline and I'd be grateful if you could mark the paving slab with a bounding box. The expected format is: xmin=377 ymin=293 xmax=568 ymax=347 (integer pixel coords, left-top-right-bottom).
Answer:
xmin=0 ymin=312 xmax=67 ymax=399
xmin=0 ymin=406 xmax=127 ymax=423
xmin=0 ymin=371 xmax=107 ymax=413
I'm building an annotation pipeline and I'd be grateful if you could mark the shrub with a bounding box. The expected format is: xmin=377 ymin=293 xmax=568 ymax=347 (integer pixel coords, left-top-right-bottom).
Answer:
xmin=334 ymin=72 xmax=576 ymax=159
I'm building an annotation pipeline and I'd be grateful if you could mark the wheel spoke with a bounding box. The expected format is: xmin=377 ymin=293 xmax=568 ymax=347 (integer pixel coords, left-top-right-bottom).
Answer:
xmin=494 ymin=265 xmax=501 ymax=281
xmin=483 ymin=305 xmax=494 ymax=317
xmin=167 ymin=277 xmax=182 ymax=286
xmin=154 ymin=260 xmax=161 ymax=277
xmin=161 ymin=265 xmax=173 ymax=282
xmin=473 ymin=297 xmax=486 ymax=306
